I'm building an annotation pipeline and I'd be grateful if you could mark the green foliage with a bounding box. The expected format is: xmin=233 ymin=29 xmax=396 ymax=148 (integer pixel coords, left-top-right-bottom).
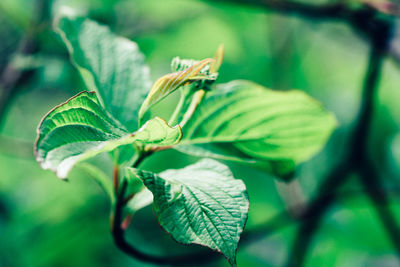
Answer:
xmin=55 ymin=14 xmax=151 ymax=131
xmin=33 ymin=13 xmax=337 ymax=265
xmin=133 ymin=159 xmax=249 ymax=265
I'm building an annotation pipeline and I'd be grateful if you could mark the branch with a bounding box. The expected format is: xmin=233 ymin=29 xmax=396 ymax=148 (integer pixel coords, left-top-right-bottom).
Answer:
xmin=207 ymin=0 xmax=400 ymax=67
xmin=359 ymin=162 xmax=400 ymax=254
xmin=350 ymin=33 xmax=400 ymax=258
xmin=285 ymin=164 xmax=353 ymax=267
xmin=286 ymin=35 xmax=389 ymax=266
xmin=210 ymin=0 xmax=347 ymax=19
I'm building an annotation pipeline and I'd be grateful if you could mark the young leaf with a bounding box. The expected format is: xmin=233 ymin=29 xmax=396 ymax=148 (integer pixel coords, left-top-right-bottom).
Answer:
xmin=210 ymin=44 xmax=225 ymax=73
xmin=135 ymin=159 xmax=249 ymax=266
xmin=178 ymin=80 xmax=337 ymax=174
xmin=55 ymin=14 xmax=151 ymax=131
xmin=138 ymin=58 xmax=215 ymax=124
xmin=35 ymin=91 xmax=181 ymax=179
xmin=134 ymin=116 xmax=182 ymax=146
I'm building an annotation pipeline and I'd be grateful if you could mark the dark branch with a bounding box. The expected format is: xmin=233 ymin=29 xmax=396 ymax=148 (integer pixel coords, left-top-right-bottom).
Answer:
xmin=285 ymin=164 xmax=353 ymax=267
xmin=207 ymin=0 xmax=400 ymax=66
xmin=286 ymin=30 xmax=391 ymax=266
xmin=210 ymin=0 xmax=348 ymax=19
xmin=359 ymin=162 xmax=400 ymax=255
xmin=349 ymin=33 xmax=400 ymax=259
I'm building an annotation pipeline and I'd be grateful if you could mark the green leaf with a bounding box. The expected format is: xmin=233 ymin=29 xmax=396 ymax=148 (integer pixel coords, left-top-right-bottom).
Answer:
xmin=135 ymin=159 xmax=249 ymax=265
xmin=55 ymin=14 xmax=151 ymax=131
xmin=138 ymin=58 xmax=215 ymax=124
xmin=178 ymin=80 xmax=337 ymax=174
xmin=35 ymin=91 xmax=182 ymax=179
xmin=135 ymin=116 xmax=182 ymax=146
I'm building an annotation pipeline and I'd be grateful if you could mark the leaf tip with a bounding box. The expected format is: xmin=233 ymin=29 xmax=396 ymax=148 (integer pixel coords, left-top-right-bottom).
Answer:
xmin=210 ymin=44 xmax=225 ymax=73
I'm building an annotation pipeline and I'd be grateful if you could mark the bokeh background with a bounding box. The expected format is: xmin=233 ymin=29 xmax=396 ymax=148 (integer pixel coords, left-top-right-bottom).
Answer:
xmin=1 ymin=0 xmax=400 ymax=266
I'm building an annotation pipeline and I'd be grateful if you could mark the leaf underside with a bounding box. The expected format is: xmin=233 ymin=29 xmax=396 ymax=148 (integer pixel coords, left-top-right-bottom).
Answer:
xmin=35 ymin=91 xmax=181 ymax=179
xmin=136 ymin=159 xmax=249 ymax=265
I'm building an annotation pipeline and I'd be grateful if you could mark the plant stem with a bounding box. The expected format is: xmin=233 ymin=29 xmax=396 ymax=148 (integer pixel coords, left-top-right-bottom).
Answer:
xmin=168 ymin=89 xmax=186 ymax=125
xmin=180 ymin=90 xmax=205 ymax=127
xmin=131 ymin=150 xmax=152 ymax=168
xmin=113 ymin=166 xmax=119 ymax=194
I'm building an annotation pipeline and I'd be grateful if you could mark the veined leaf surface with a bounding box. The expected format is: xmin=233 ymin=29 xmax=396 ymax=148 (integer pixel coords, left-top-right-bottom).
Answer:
xmin=35 ymin=92 xmax=181 ymax=179
xmin=55 ymin=14 xmax=151 ymax=130
xmin=136 ymin=159 xmax=249 ymax=265
xmin=178 ymin=80 xmax=337 ymax=174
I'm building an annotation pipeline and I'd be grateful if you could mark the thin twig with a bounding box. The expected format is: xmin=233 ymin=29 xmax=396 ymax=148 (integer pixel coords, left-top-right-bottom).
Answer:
xmin=113 ymin=166 xmax=119 ymax=194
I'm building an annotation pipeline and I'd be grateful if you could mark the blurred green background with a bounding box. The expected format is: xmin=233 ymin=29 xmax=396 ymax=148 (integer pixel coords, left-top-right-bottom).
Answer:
xmin=1 ymin=0 xmax=400 ymax=266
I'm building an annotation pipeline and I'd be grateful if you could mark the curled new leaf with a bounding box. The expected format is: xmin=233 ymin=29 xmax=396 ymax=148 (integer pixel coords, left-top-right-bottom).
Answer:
xmin=171 ymin=45 xmax=225 ymax=127
xmin=138 ymin=58 xmax=215 ymax=123
xmin=210 ymin=44 xmax=225 ymax=73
